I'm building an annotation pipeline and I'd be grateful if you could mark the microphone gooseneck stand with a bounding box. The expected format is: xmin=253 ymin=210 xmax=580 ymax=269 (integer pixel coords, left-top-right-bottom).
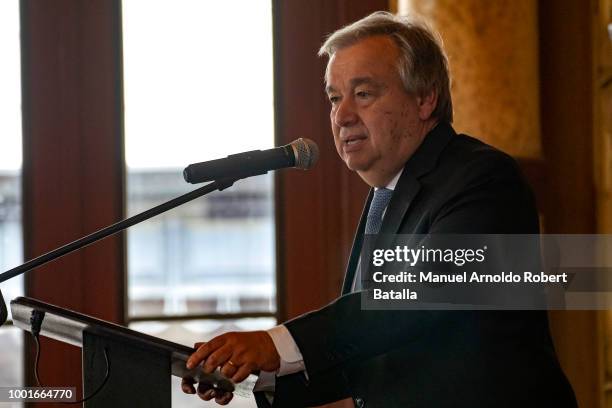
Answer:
xmin=0 ymin=290 xmax=6 ymax=328
xmin=0 ymin=177 xmax=238 ymax=326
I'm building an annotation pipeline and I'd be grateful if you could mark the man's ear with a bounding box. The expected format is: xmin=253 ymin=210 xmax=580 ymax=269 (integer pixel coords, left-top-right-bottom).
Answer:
xmin=417 ymin=89 xmax=438 ymax=120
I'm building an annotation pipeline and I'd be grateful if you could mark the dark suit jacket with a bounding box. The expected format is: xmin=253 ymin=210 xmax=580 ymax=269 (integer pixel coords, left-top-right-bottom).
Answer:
xmin=256 ymin=122 xmax=577 ymax=408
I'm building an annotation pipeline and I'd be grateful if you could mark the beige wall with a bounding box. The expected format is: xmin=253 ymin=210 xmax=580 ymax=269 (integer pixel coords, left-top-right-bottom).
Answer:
xmin=399 ymin=0 xmax=542 ymax=158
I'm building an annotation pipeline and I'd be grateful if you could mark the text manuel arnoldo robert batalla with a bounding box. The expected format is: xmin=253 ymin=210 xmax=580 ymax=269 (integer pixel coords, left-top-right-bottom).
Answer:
xmin=366 ymin=245 xmax=568 ymax=301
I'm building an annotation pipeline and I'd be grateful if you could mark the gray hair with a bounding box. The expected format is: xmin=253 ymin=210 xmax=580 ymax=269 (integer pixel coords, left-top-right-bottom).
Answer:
xmin=319 ymin=11 xmax=453 ymax=123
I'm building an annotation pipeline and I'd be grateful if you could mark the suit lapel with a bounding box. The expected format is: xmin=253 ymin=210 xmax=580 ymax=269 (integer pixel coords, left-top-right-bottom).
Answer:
xmin=379 ymin=122 xmax=455 ymax=235
xmin=379 ymin=177 xmax=421 ymax=235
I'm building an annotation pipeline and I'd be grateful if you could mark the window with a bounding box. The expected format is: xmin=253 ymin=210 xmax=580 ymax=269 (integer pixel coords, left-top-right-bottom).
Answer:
xmin=0 ymin=0 xmax=24 ymax=402
xmin=122 ymin=1 xmax=275 ymax=405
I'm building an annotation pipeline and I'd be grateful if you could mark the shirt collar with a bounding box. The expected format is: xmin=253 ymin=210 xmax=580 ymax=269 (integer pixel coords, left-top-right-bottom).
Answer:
xmin=374 ymin=168 xmax=403 ymax=192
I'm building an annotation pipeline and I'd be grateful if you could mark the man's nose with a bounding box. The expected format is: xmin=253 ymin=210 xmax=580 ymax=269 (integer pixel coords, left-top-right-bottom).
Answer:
xmin=333 ymin=98 xmax=358 ymax=127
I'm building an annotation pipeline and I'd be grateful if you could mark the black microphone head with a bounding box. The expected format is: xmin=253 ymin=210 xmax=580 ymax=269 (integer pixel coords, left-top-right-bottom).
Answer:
xmin=290 ymin=138 xmax=319 ymax=170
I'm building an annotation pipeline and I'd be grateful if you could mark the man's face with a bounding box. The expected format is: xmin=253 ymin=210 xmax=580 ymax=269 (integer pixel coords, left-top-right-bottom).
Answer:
xmin=325 ymin=35 xmax=435 ymax=187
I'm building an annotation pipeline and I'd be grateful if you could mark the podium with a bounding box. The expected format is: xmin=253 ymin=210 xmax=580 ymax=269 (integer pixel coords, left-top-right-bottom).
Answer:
xmin=10 ymin=296 xmax=240 ymax=407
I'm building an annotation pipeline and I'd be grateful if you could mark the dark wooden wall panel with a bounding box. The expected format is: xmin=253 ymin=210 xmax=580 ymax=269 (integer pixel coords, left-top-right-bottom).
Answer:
xmin=538 ymin=1 xmax=599 ymax=407
xmin=273 ymin=0 xmax=386 ymax=321
xmin=21 ymin=0 xmax=124 ymax=402
xmin=538 ymin=1 xmax=596 ymax=234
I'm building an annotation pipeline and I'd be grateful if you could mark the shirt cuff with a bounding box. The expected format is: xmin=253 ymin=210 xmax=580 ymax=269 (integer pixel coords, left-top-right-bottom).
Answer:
xmin=266 ymin=324 xmax=307 ymax=377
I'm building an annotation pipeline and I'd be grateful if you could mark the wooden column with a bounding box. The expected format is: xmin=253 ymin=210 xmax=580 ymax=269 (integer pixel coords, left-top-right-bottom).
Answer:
xmin=21 ymin=0 xmax=125 ymax=402
xmin=538 ymin=1 xmax=599 ymax=404
xmin=595 ymin=0 xmax=612 ymax=403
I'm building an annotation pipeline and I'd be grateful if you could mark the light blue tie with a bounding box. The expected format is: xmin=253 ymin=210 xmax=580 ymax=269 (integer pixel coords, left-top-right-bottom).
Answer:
xmin=353 ymin=188 xmax=394 ymax=291
xmin=364 ymin=188 xmax=394 ymax=234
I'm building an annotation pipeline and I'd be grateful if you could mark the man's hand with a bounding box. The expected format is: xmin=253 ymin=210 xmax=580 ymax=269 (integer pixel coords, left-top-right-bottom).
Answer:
xmin=186 ymin=331 xmax=281 ymax=383
xmin=181 ymin=376 xmax=233 ymax=405
xmin=182 ymin=342 xmax=234 ymax=405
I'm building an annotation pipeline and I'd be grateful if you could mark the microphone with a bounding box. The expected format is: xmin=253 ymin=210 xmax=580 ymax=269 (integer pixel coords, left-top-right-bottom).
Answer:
xmin=183 ymin=138 xmax=319 ymax=184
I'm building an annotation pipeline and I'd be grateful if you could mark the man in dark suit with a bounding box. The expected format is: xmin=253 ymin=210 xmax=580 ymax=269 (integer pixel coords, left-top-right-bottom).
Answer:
xmin=182 ymin=12 xmax=577 ymax=407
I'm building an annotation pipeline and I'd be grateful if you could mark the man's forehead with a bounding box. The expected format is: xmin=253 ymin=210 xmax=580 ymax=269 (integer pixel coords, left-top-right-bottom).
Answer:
xmin=332 ymin=36 xmax=399 ymax=64
xmin=324 ymin=35 xmax=400 ymax=88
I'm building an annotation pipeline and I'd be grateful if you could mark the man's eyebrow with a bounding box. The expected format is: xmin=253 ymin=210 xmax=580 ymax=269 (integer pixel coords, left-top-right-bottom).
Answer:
xmin=350 ymin=77 xmax=383 ymax=88
xmin=325 ymin=77 xmax=384 ymax=94
xmin=325 ymin=85 xmax=336 ymax=94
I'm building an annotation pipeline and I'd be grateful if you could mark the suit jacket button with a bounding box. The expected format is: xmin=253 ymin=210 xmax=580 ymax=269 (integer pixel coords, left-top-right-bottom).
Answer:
xmin=355 ymin=397 xmax=365 ymax=407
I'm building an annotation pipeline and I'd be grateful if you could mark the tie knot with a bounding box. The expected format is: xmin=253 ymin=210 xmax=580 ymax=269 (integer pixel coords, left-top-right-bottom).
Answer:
xmin=365 ymin=188 xmax=393 ymax=234
xmin=373 ymin=188 xmax=393 ymax=206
